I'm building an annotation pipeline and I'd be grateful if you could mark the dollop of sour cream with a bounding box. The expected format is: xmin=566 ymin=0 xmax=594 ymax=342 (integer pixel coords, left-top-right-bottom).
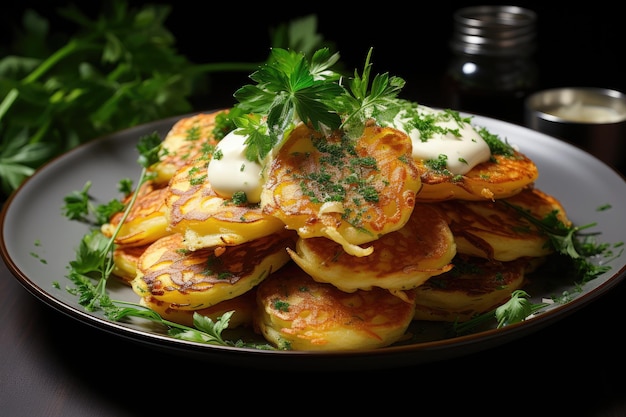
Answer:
xmin=389 ymin=105 xmax=491 ymax=175
xmin=207 ymin=130 xmax=264 ymax=203
xmin=207 ymin=106 xmax=491 ymax=201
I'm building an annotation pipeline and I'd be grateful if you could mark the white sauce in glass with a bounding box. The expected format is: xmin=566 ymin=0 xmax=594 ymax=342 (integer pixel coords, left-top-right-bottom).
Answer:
xmin=207 ymin=130 xmax=264 ymax=203
xmin=547 ymin=103 xmax=625 ymax=123
xmin=388 ymin=105 xmax=491 ymax=175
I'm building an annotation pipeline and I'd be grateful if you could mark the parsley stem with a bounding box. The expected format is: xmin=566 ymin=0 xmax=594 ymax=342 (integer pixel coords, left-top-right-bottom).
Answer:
xmin=22 ymin=40 xmax=85 ymax=84
xmin=100 ymin=168 xmax=148 ymax=277
xmin=0 ymin=89 xmax=18 ymax=123
xmin=0 ymin=40 xmax=96 ymax=124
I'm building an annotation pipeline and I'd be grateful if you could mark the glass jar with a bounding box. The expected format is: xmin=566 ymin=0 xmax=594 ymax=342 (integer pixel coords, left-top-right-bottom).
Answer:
xmin=443 ymin=5 xmax=538 ymax=124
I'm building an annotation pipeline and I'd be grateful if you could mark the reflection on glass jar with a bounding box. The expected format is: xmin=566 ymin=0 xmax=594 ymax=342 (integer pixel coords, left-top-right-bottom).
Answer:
xmin=443 ymin=5 xmax=538 ymax=125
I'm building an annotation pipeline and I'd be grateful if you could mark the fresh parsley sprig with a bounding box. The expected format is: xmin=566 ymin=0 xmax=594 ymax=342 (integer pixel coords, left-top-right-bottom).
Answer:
xmin=64 ymin=133 xmax=161 ymax=309
xmin=500 ymin=200 xmax=617 ymax=282
xmin=451 ymin=201 xmax=621 ymax=335
xmin=105 ymin=302 xmax=274 ymax=349
xmin=453 ymin=290 xmax=549 ymax=335
xmin=62 ymin=181 xmax=125 ymax=226
xmin=0 ymin=2 xmax=330 ymax=198
xmin=1 ymin=1 xmax=210 ymax=196
xmin=232 ymin=47 xmax=344 ymax=161
xmin=61 ymin=132 xmax=275 ymax=349
xmin=229 ymin=47 xmax=409 ymax=163
xmin=335 ymin=47 xmax=406 ymax=136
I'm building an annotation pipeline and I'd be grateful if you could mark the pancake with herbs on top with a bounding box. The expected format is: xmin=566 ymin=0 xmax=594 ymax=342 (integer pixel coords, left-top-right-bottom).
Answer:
xmin=148 ymin=110 xmax=225 ymax=186
xmin=165 ymin=156 xmax=286 ymax=251
xmin=376 ymin=103 xmax=539 ymax=202
xmin=131 ymin=230 xmax=297 ymax=310
xmin=413 ymin=254 xmax=542 ymax=322
xmin=254 ymin=261 xmax=417 ymax=351
xmin=415 ymin=149 xmax=539 ymax=202
xmin=260 ymin=122 xmax=421 ymax=258
xmin=288 ymin=203 xmax=456 ymax=294
xmin=101 ymin=180 xmax=170 ymax=247
xmin=438 ymin=186 xmax=570 ymax=261
xmin=111 ymin=48 xmax=584 ymax=351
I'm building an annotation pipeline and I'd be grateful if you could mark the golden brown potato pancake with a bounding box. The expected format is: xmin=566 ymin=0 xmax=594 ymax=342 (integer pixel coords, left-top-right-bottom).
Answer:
xmin=413 ymin=254 xmax=539 ymax=322
xmin=254 ymin=262 xmax=417 ymax=351
xmin=112 ymin=244 xmax=149 ymax=284
xmin=140 ymin=289 xmax=256 ymax=328
xmin=288 ymin=203 xmax=456 ymax=293
xmin=415 ymin=150 xmax=539 ymax=201
xmin=101 ymin=181 xmax=170 ymax=247
xmin=438 ymin=186 xmax=569 ymax=261
xmin=131 ymin=230 xmax=296 ymax=310
xmin=149 ymin=110 xmax=224 ymax=186
xmin=261 ymin=123 xmax=421 ymax=257
xmin=165 ymin=157 xmax=286 ymax=250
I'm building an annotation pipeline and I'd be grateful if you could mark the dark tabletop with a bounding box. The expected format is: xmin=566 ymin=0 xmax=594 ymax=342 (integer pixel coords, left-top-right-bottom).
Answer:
xmin=2 ymin=2 xmax=626 ymax=415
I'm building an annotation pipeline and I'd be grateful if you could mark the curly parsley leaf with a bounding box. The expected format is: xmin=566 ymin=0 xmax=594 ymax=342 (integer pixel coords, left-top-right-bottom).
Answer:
xmin=499 ymin=200 xmax=619 ymax=282
xmin=451 ymin=201 xmax=622 ymax=336
xmin=230 ymin=47 xmax=408 ymax=163
xmin=62 ymin=179 xmax=126 ymax=226
xmin=62 ymin=181 xmax=93 ymax=222
xmin=337 ymin=47 xmax=406 ymax=135
xmin=494 ymin=289 xmax=546 ymax=327
xmin=233 ymin=47 xmax=344 ymax=160
xmin=169 ymin=312 xmax=234 ymax=345
xmin=452 ymin=290 xmax=548 ymax=335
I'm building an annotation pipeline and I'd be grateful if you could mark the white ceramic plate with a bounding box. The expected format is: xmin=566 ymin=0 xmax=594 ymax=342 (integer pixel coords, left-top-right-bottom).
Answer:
xmin=2 ymin=112 xmax=625 ymax=370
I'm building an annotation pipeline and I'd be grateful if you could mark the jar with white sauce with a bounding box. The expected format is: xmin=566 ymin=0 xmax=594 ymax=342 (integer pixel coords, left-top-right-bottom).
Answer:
xmin=524 ymin=87 xmax=626 ymax=171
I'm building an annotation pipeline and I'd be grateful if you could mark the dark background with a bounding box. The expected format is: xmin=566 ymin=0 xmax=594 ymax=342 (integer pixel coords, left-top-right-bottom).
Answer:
xmin=2 ymin=3 xmax=626 ymax=415
xmin=2 ymin=1 xmax=624 ymax=122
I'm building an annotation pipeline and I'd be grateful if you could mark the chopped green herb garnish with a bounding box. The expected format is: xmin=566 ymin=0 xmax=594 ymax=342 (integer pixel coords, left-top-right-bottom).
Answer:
xmin=451 ymin=200 xmax=622 ymax=335
xmin=477 ymin=126 xmax=515 ymax=156
xmin=53 ymin=42 xmax=623 ymax=350
xmin=61 ymin=133 xmax=276 ymax=349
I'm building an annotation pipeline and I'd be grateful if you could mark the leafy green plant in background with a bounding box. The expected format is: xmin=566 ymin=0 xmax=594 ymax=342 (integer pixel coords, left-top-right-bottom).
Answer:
xmin=0 ymin=0 xmax=332 ymax=199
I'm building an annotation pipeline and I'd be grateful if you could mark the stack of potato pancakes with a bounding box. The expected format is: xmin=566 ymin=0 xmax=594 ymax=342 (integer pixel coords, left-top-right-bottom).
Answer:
xmin=102 ymin=106 xmax=570 ymax=352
